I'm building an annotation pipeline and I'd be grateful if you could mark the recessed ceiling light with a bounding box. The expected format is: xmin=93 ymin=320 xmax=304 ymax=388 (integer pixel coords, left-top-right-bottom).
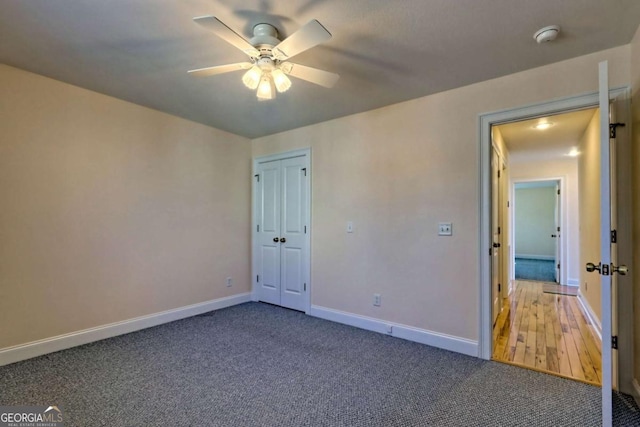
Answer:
xmin=566 ymin=148 xmax=580 ymax=157
xmin=532 ymin=121 xmax=554 ymax=130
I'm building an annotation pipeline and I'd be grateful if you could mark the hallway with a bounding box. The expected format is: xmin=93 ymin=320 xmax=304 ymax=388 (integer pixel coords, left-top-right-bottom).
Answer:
xmin=492 ymin=280 xmax=601 ymax=385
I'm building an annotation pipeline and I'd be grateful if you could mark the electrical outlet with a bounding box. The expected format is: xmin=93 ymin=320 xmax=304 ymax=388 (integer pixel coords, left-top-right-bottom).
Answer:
xmin=226 ymin=277 xmax=232 ymax=287
xmin=438 ymin=222 xmax=453 ymax=236
xmin=373 ymin=293 xmax=381 ymax=307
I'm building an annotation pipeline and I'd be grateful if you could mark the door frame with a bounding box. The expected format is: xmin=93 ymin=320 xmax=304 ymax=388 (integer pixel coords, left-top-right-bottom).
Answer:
xmin=251 ymin=148 xmax=312 ymax=313
xmin=478 ymin=87 xmax=633 ymax=389
xmin=510 ymin=177 xmax=566 ymax=285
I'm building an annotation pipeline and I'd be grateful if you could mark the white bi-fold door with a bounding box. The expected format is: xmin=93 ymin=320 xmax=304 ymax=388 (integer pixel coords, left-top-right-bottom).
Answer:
xmin=253 ymin=151 xmax=310 ymax=312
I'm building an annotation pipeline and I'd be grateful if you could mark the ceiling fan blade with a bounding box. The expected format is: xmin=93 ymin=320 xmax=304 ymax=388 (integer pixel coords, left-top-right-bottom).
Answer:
xmin=188 ymin=62 xmax=253 ymax=77
xmin=193 ymin=16 xmax=260 ymax=58
xmin=281 ymin=63 xmax=339 ymax=88
xmin=272 ymin=20 xmax=332 ymax=61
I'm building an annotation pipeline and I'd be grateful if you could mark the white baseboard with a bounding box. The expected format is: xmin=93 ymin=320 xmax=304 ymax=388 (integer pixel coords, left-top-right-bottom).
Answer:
xmin=0 ymin=293 xmax=251 ymax=367
xmin=308 ymin=305 xmax=478 ymax=357
xmin=632 ymin=379 xmax=640 ymax=408
xmin=577 ymin=289 xmax=602 ymax=340
xmin=567 ymin=278 xmax=579 ymax=286
xmin=514 ymin=254 xmax=555 ymax=261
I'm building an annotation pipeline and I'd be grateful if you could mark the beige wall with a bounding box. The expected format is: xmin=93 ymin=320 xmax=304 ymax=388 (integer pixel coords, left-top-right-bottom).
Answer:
xmin=577 ymin=110 xmax=602 ymax=321
xmin=0 ymin=65 xmax=252 ymax=349
xmin=630 ymin=24 xmax=640 ymax=394
xmin=510 ymin=158 xmax=580 ymax=285
xmin=252 ymin=46 xmax=630 ymax=342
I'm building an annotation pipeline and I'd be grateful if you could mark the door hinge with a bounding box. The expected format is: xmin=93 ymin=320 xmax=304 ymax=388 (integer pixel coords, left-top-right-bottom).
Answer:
xmin=498 ymin=226 xmax=501 ymax=235
xmin=601 ymin=264 xmax=610 ymax=276
xmin=257 ymin=275 xmax=260 ymax=283
xmin=612 ymin=336 xmax=618 ymax=350
xmin=304 ymin=225 xmax=307 ymax=234
xmin=557 ymin=226 xmax=560 ymax=232
xmin=507 ymin=201 xmax=510 ymax=208
xmin=557 ymin=189 xmax=560 ymax=195
xmin=498 ymin=283 xmax=501 ymax=292
xmin=254 ymin=174 xmax=260 ymax=182
xmin=304 ymin=283 xmax=307 ymax=291
xmin=609 ymin=123 xmax=625 ymax=138
xmin=611 ymin=229 xmax=617 ymax=244
xmin=302 ymin=167 xmax=307 ymax=176
xmin=557 ymin=263 xmax=560 ymax=269
xmin=257 ymin=224 xmax=260 ymax=232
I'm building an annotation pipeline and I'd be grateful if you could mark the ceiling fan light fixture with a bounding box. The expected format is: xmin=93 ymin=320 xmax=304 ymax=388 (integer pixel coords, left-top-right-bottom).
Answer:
xmin=257 ymin=75 xmax=275 ymax=100
xmin=272 ymin=69 xmax=292 ymax=93
xmin=242 ymin=66 xmax=262 ymax=90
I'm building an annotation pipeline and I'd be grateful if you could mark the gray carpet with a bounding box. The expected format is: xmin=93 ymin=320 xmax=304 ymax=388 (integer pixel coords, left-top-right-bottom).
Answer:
xmin=1 ymin=302 xmax=639 ymax=426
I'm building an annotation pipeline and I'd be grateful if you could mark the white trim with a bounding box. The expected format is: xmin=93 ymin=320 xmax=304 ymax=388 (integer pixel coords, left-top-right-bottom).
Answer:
xmin=308 ymin=305 xmax=478 ymax=357
xmin=577 ymin=289 xmax=602 ymax=341
xmin=478 ymin=86 xmax=629 ymax=360
xmin=0 ymin=293 xmax=251 ymax=367
xmin=514 ymin=254 xmax=555 ymax=261
xmin=567 ymin=278 xmax=579 ymax=286
xmin=632 ymin=379 xmax=640 ymax=408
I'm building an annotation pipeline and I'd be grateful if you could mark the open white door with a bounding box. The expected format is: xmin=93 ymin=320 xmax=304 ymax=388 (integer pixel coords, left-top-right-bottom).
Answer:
xmin=587 ymin=59 xmax=628 ymax=427
xmin=491 ymin=148 xmax=501 ymax=324
xmin=553 ymin=181 xmax=560 ymax=283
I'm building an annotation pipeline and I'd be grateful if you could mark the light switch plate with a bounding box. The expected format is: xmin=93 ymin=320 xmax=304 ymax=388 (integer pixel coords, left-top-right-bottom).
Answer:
xmin=438 ymin=222 xmax=453 ymax=236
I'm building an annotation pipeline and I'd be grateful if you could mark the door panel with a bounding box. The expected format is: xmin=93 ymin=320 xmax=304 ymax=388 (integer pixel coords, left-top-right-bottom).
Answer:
xmin=257 ymin=161 xmax=281 ymax=304
xmin=554 ymin=182 xmax=560 ymax=283
xmin=598 ymin=60 xmax=613 ymax=427
xmin=261 ymin=166 xmax=280 ymax=233
xmin=282 ymin=247 xmax=304 ymax=309
xmin=491 ymin=148 xmax=501 ymax=323
xmin=280 ymin=157 xmax=307 ymax=311
xmin=283 ymin=163 xmax=303 ymax=233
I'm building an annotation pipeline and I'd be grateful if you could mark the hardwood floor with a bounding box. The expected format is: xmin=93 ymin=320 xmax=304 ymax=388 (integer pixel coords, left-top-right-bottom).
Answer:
xmin=492 ymin=280 xmax=602 ymax=385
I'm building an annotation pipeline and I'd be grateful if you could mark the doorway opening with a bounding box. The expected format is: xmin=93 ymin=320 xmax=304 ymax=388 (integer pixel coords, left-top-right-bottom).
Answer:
xmin=489 ymin=107 xmax=602 ymax=384
xmin=513 ymin=180 xmax=561 ymax=284
xmin=479 ymin=77 xmax=633 ymax=425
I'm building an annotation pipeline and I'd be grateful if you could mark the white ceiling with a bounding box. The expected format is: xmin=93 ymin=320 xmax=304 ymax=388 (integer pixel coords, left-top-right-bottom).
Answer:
xmin=1 ymin=1 xmax=639 ymax=139
xmin=497 ymin=108 xmax=597 ymax=162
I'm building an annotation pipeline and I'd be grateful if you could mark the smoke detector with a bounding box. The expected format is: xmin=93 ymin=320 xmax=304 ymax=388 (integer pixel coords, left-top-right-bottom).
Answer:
xmin=534 ymin=25 xmax=560 ymax=44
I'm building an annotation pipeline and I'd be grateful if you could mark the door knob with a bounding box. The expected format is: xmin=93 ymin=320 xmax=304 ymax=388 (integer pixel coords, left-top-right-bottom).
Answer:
xmin=612 ymin=264 xmax=628 ymax=275
xmin=551 ymin=234 xmax=557 ymax=238
xmin=273 ymin=237 xmax=279 ymax=243
xmin=279 ymin=237 xmax=286 ymax=243
xmin=492 ymin=242 xmax=500 ymax=248
xmin=586 ymin=262 xmax=601 ymax=273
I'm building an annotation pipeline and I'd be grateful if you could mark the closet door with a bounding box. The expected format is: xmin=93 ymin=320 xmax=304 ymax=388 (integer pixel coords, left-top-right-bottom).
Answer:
xmin=256 ymin=160 xmax=281 ymax=305
xmin=255 ymin=154 xmax=308 ymax=312
xmin=279 ymin=157 xmax=307 ymax=311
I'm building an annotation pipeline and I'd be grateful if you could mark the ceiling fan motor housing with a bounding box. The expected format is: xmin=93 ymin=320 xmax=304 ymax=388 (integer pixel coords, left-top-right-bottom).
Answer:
xmin=250 ymin=23 xmax=280 ymax=49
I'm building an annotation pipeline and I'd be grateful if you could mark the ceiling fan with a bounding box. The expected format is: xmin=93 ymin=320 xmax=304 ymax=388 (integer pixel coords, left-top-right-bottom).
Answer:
xmin=188 ymin=16 xmax=339 ymax=100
